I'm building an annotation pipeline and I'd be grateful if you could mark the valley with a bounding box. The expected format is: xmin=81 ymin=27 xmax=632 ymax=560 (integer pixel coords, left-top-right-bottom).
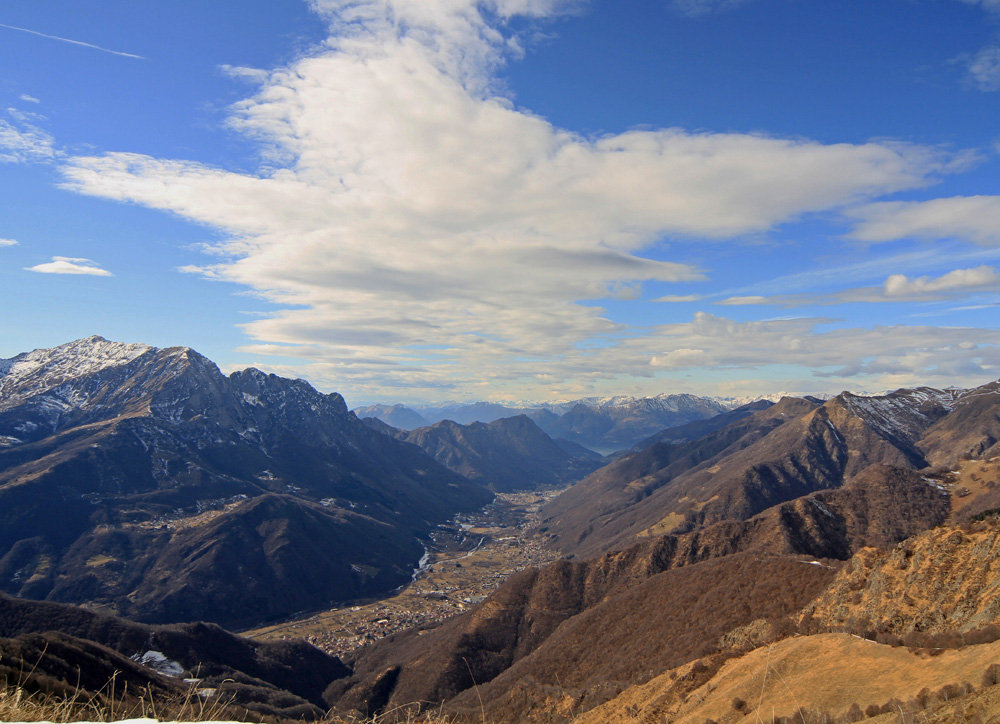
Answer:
xmin=244 ymin=489 xmax=564 ymax=657
xmin=6 ymin=337 xmax=1000 ymax=723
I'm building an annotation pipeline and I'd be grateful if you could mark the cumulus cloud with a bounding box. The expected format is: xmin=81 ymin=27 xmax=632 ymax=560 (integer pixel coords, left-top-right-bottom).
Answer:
xmin=25 ymin=256 xmax=113 ymax=276
xmin=883 ymin=266 xmax=1000 ymax=296
xmin=53 ymin=0 xmax=984 ymax=399
xmin=0 ymin=238 xmax=17 ymax=247
xmin=848 ymin=196 xmax=1000 ymax=245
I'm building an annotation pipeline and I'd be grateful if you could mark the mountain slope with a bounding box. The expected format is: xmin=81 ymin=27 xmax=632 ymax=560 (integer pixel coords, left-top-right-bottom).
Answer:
xmin=538 ymin=397 xmax=820 ymax=556
xmin=396 ymin=415 xmax=604 ymax=492
xmin=0 ymin=591 xmax=349 ymax=720
xmin=918 ymin=380 xmax=1000 ymax=466
xmin=532 ymin=394 xmax=729 ymax=454
xmin=807 ymin=517 xmax=1000 ymax=637
xmin=542 ymin=387 xmax=962 ymax=558
xmin=576 ymin=634 xmax=1000 ymax=724
xmin=328 ymin=462 xmax=946 ymax=719
xmin=0 ymin=337 xmax=492 ymax=626
xmin=331 ymin=551 xmax=836 ymax=720
xmin=632 ymin=398 xmax=776 ymax=450
xmin=353 ymin=403 xmax=430 ymax=430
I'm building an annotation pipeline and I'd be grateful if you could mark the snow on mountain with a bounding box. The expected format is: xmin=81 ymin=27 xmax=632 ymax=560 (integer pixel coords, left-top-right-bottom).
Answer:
xmin=0 ymin=335 xmax=153 ymax=405
xmin=711 ymin=392 xmax=817 ymax=409
xmin=837 ymin=387 xmax=964 ymax=444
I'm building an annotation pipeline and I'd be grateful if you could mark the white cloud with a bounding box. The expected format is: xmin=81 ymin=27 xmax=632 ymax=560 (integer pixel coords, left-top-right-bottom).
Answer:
xmin=19 ymin=94 xmax=40 ymax=104
xmin=652 ymin=294 xmax=702 ymax=303
xmin=717 ymin=295 xmax=768 ymax=306
xmin=0 ymin=238 xmax=17 ymax=247
xmin=225 ymin=308 xmax=1000 ymax=401
xmin=712 ymin=266 xmax=1000 ymax=307
xmin=883 ymin=266 xmax=1000 ymax=296
xmin=644 ymin=312 xmax=1000 ymax=383
xmin=650 ymin=347 xmax=712 ymax=367
xmin=848 ymin=196 xmax=1000 ymax=246
xmin=0 ymin=113 xmax=55 ymax=164
xmin=25 ymin=256 xmax=113 ymax=276
xmin=963 ymin=45 xmax=1000 ymax=91
xmin=53 ymin=0 xmax=983 ymax=400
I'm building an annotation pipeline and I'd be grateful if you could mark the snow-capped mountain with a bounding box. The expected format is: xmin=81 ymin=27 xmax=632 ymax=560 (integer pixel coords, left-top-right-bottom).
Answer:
xmin=0 ymin=337 xmax=491 ymax=627
xmin=0 ymin=336 xmax=152 ymax=408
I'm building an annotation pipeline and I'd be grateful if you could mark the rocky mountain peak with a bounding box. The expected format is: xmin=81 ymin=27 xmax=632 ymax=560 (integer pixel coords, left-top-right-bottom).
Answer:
xmin=0 ymin=335 xmax=155 ymax=405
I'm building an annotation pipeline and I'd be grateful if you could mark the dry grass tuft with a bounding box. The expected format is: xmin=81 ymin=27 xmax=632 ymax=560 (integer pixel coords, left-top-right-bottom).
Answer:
xmin=0 ymin=679 xmax=473 ymax=724
xmin=0 ymin=675 xmax=241 ymax=723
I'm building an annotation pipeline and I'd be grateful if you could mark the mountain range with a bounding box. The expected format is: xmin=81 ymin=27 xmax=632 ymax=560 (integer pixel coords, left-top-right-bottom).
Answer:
xmin=326 ymin=379 xmax=1000 ymax=722
xmin=355 ymin=393 xmax=776 ymax=454
xmin=365 ymin=414 xmax=605 ymax=492
xmin=0 ymin=337 xmax=493 ymax=626
xmin=5 ymin=336 xmax=1000 ymax=724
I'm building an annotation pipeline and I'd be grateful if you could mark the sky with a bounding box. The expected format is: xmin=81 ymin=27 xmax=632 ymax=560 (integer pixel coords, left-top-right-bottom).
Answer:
xmin=2 ymin=0 xmax=1000 ymax=406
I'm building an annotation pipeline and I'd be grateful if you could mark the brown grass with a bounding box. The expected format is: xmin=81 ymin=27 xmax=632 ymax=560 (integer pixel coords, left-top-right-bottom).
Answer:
xmin=575 ymin=633 xmax=1000 ymax=724
xmin=0 ymin=677 xmax=473 ymax=724
xmin=0 ymin=676 xmax=239 ymax=723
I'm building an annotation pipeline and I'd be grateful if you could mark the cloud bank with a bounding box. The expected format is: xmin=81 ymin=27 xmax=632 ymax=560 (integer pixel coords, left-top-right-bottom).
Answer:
xmin=55 ymin=0 xmax=999 ymax=399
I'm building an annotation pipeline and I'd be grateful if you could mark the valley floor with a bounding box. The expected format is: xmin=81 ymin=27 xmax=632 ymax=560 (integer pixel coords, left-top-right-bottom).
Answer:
xmin=242 ymin=489 xmax=563 ymax=657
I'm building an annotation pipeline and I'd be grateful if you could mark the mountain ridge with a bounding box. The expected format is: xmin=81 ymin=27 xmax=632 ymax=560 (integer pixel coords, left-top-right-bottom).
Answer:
xmin=0 ymin=337 xmax=492 ymax=627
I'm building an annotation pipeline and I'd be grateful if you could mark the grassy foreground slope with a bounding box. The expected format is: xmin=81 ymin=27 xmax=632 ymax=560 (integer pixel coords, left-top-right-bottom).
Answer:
xmin=576 ymin=633 xmax=1000 ymax=724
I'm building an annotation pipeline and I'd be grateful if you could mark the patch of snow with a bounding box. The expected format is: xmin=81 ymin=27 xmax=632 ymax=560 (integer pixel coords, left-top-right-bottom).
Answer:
xmin=839 ymin=387 xmax=960 ymax=443
xmin=921 ymin=476 xmax=950 ymax=494
xmin=131 ymin=650 xmax=184 ymax=678
xmin=809 ymin=497 xmax=836 ymax=518
xmin=823 ymin=419 xmax=844 ymax=444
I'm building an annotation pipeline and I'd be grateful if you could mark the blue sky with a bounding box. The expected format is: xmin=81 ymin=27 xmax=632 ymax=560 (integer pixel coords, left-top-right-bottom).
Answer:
xmin=2 ymin=0 xmax=1000 ymax=406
